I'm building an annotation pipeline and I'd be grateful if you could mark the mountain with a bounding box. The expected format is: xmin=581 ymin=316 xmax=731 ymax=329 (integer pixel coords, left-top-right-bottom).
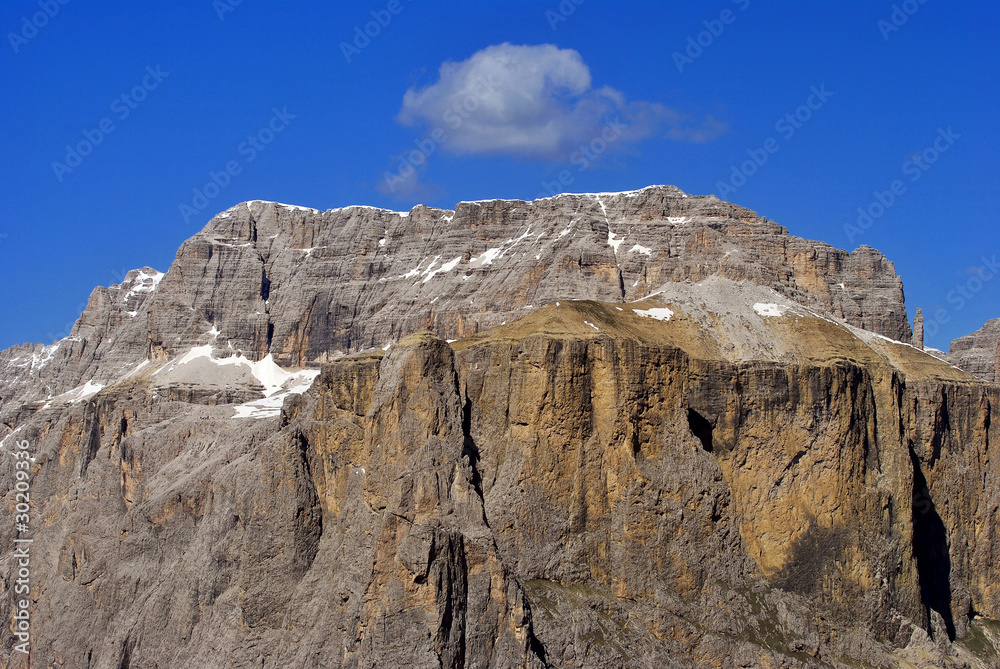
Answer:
xmin=1 ymin=186 xmax=998 ymax=668
xmin=0 ymin=186 xmax=913 ymax=421
xmin=947 ymin=318 xmax=1000 ymax=384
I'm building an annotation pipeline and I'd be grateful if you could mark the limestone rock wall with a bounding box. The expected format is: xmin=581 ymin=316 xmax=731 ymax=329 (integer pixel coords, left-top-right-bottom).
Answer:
xmin=1 ymin=186 xmax=912 ymax=422
xmin=948 ymin=318 xmax=1000 ymax=383
xmin=3 ymin=313 xmax=996 ymax=667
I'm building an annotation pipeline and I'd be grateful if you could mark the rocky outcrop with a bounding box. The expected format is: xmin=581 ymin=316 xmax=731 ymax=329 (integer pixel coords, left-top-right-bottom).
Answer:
xmin=948 ymin=318 xmax=1000 ymax=383
xmin=1 ymin=186 xmax=911 ymax=424
xmin=2 ymin=187 xmax=997 ymax=668
xmin=0 ymin=268 xmax=162 ymax=421
xmin=912 ymin=308 xmax=924 ymax=349
xmin=2 ymin=285 xmax=998 ymax=667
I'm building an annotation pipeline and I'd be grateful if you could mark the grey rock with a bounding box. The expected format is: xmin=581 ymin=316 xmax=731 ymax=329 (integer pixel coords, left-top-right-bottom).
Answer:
xmin=913 ymin=307 xmax=924 ymax=349
xmin=2 ymin=186 xmax=911 ymax=425
xmin=3 ymin=186 xmax=997 ymax=668
xmin=948 ymin=318 xmax=1000 ymax=383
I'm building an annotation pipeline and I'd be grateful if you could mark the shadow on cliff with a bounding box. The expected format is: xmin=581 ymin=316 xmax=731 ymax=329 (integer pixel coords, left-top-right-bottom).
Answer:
xmin=772 ymin=522 xmax=849 ymax=596
xmin=909 ymin=445 xmax=956 ymax=641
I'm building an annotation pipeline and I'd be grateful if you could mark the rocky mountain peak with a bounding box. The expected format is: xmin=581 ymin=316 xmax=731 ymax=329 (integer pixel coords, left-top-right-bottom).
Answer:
xmin=1 ymin=186 xmax=918 ymax=426
xmin=2 ymin=186 xmax=999 ymax=667
xmin=947 ymin=317 xmax=1000 ymax=383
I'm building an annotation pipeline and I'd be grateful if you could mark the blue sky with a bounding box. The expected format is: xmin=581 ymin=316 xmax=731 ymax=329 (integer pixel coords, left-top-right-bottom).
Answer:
xmin=1 ymin=0 xmax=997 ymax=350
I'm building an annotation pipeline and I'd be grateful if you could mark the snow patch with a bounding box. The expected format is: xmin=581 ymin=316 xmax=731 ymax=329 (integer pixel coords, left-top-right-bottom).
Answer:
xmin=65 ymin=380 xmax=105 ymax=403
xmin=0 ymin=426 xmax=24 ymax=450
xmin=423 ymin=256 xmax=462 ymax=282
xmin=667 ymin=217 xmax=689 ymax=224
xmin=120 ymin=270 xmax=165 ymax=304
xmin=161 ymin=345 xmax=319 ymax=398
xmin=31 ymin=343 xmax=60 ymax=371
xmin=231 ymin=370 xmax=317 ymax=419
xmin=469 ymin=247 xmax=503 ymax=267
xmin=246 ymin=200 xmax=322 ymax=213
xmin=632 ymin=307 xmax=674 ymax=322
xmin=510 ymin=185 xmax=686 ymax=204
xmin=628 ymin=244 xmax=653 ymax=256
xmin=584 ymin=320 xmax=600 ymax=331
xmin=753 ymin=303 xmax=787 ymax=318
xmin=122 ymin=360 xmax=150 ymax=379
xmin=400 ymin=256 xmax=435 ymax=279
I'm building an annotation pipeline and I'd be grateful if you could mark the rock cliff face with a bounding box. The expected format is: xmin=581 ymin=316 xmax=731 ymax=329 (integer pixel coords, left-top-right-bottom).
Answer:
xmin=948 ymin=318 xmax=1000 ymax=383
xmin=1 ymin=187 xmax=998 ymax=668
xmin=1 ymin=186 xmax=911 ymax=424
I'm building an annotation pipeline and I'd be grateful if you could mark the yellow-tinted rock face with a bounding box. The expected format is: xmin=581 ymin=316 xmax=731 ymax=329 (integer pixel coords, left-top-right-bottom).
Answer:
xmin=284 ymin=300 xmax=999 ymax=665
xmin=2 ymin=298 xmax=997 ymax=667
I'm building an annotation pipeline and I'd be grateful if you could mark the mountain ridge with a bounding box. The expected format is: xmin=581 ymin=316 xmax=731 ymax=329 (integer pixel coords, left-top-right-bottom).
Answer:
xmin=1 ymin=185 xmax=919 ymax=422
xmin=2 ymin=185 xmax=998 ymax=667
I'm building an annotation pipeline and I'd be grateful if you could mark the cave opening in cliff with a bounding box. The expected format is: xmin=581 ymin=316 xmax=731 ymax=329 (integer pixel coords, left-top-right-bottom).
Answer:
xmin=687 ymin=408 xmax=714 ymax=453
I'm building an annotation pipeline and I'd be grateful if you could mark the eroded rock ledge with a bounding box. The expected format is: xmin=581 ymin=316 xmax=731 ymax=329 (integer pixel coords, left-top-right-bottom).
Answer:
xmin=2 ymin=298 xmax=997 ymax=667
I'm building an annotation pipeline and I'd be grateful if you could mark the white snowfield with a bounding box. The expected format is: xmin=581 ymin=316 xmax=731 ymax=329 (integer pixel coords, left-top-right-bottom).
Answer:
xmin=232 ymin=374 xmax=318 ymax=419
xmin=46 ymin=380 xmax=105 ymax=406
xmin=144 ymin=344 xmax=321 ymax=419
xmin=110 ymin=269 xmax=165 ymax=305
xmin=632 ymin=307 xmax=674 ymax=322
xmin=753 ymin=303 xmax=787 ymax=317
xmin=628 ymin=244 xmax=653 ymax=256
xmin=217 ymin=201 xmax=411 ymax=220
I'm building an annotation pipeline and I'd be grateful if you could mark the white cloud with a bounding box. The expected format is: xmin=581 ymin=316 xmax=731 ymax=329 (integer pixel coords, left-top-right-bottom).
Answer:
xmin=397 ymin=43 xmax=725 ymax=161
